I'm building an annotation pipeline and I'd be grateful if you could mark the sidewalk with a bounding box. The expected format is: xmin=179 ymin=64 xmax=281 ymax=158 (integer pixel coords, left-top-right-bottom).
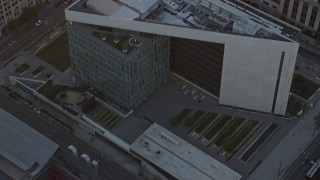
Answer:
xmin=248 ymin=100 xmax=320 ymax=180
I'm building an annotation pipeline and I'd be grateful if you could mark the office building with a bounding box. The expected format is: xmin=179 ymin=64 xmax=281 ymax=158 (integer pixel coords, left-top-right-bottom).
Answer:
xmin=68 ymin=23 xmax=170 ymax=110
xmin=65 ymin=0 xmax=301 ymax=115
xmin=240 ymin=0 xmax=320 ymax=37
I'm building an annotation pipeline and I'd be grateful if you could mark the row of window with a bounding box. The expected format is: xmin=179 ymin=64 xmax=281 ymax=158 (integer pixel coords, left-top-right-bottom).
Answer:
xmin=283 ymin=0 xmax=319 ymax=28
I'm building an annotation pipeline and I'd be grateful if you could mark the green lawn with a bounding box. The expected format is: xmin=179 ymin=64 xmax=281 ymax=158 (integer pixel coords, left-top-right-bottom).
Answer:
xmin=87 ymin=103 xmax=122 ymax=130
xmin=291 ymin=74 xmax=320 ymax=100
xmin=286 ymin=95 xmax=306 ymax=116
xmin=225 ymin=120 xmax=260 ymax=153
xmin=214 ymin=117 xmax=245 ymax=146
xmin=37 ymin=33 xmax=70 ymax=72
xmin=204 ymin=115 xmax=232 ymax=140
xmin=194 ymin=113 xmax=218 ymax=134
xmin=184 ymin=111 xmax=206 ymax=127
xmin=170 ymin=108 xmax=192 ymax=126
xmin=15 ymin=63 xmax=30 ymax=74
xmin=32 ymin=65 xmax=45 ymax=75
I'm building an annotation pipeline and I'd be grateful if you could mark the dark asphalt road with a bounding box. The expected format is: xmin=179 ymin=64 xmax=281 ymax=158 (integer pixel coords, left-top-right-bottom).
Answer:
xmin=0 ymin=91 xmax=140 ymax=180
xmin=283 ymin=134 xmax=320 ymax=180
xmin=298 ymin=47 xmax=320 ymax=63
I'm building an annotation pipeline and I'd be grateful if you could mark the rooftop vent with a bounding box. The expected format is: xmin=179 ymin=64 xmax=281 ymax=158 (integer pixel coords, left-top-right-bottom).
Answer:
xmin=100 ymin=35 xmax=106 ymax=41
xmin=129 ymin=37 xmax=142 ymax=47
xmin=160 ymin=132 xmax=180 ymax=145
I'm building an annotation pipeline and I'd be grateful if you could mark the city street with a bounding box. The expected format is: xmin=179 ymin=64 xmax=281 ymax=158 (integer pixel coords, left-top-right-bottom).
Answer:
xmin=283 ymin=134 xmax=320 ymax=180
xmin=0 ymin=4 xmax=67 ymax=65
xmin=0 ymin=90 xmax=140 ymax=180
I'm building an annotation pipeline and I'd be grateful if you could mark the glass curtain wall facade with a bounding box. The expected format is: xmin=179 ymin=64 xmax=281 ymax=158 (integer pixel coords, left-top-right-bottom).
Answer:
xmin=68 ymin=24 xmax=170 ymax=110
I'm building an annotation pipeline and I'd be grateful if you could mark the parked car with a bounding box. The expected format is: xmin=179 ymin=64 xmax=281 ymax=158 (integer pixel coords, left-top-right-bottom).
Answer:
xmin=301 ymin=156 xmax=309 ymax=165
xmin=7 ymin=40 xmax=16 ymax=47
xmin=35 ymin=19 xmax=43 ymax=26
xmin=311 ymin=158 xmax=318 ymax=165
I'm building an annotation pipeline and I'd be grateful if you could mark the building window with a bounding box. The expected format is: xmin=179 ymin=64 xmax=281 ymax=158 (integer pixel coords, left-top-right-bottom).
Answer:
xmin=291 ymin=0 xmax=300 ymax=19
xmin=282 ymin=0 xmax=290 ymax=15
xmin=300 ymin=2 xmax=308 ymax=24
xmin=308 ymin=6 xmax=318 ymax=28
xmin=271 ymin=0 xmax=280 ymax=4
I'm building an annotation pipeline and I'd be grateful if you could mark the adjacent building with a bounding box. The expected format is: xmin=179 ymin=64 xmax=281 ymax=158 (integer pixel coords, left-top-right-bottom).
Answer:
xmin=65 ymin=0 xmax=300 ymax=115
xmin=240 ymin=0 xmax=320 ymax=37
xmin=131 ymin=123 xmax=242 ymax=180
xmin=0 ymin=108 xmax=59 ymax=179
xmin=0 ymin=0 xmax=36 ymax=35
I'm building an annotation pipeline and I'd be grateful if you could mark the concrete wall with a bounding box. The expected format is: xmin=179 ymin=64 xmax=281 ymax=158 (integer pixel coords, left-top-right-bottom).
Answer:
xmin=65 ymin=9 xmax=299 ymax=115
xmin=219 ymin=39 xmax=298 ymax=115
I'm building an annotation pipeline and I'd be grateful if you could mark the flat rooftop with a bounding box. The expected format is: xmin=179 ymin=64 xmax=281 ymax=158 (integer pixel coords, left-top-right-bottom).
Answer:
xmin=67 ymin=0 xmax=300 ymax=41
xmin=130 ymin=123 xmax=242 ymax=180
xmin=71 ymin=22 xmax=153 ymax=57
xmin=0 ymin=108 xmax=59 ymax=177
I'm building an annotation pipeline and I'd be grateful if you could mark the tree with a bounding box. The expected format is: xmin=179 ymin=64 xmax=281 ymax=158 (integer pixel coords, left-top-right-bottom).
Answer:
xmin=314 ymin=113 xmax=320 ymax=129
xmin=21 ymin=7 xmax=39 ymax=22
xmin=59 ymin=92 xmax=67 ymax=100
xmin=7 ymin=19 xmax=19 ymax=32
xmin=222 ymin=136 xmax=233 ymax=153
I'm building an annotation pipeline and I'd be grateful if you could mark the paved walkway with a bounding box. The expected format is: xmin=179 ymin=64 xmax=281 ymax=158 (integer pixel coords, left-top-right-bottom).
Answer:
xmin=248 ymin=98 xmax=320 ymax=180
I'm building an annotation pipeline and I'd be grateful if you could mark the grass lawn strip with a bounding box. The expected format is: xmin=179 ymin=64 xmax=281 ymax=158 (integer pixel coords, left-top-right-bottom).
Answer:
xmin=100 ymin=111 xmax=112 ymax=123
xmin=225 ymin=120 xmax=259 ymax=153
xmin=95 ymin=109 xmax=108 ymax=122
xmin=93 ymin=108 xmax=103 ymax=120
xmin=105 ymin=116 xmax=118 ymax=128
xmin=106 ymin=113 xmax=118 ymax=124
xmin=15 ymin=63 xmax=30 ymax=74
xmin=240 ymin=123 xmax=279 ymax=161
xmin=37 ymin=33 xmax=71 ymax=72
xmin=204 ymin=115 xmax=232 ymax=140
xmin=97 ymin=109 xmax=111 ymax=122
xmin=286 ymin=95 xmax=306 ymax=116
xmin=214 ymin=117 xmax=245 ymax=146
xmin=104 ymin=112 xmax=115 ymax=122
xmin=170 ymin=108 xmax=192 ymax=126
xmin=91 ymin=106 xmax=105 ymax=118
xmin=31 ymin=65 xmax=45 ymax=75
xmin=108 ymin=118 xmax=121 ymax=130
xmin=105 ymin=114 xmax=116 ymax=125
xmin=184 ymin=111 xmax=206 ymax=127
xmin=291 ymin=74 xmax=320 ymax=100
xmin=89 ymin=105 xmax=103 ymax=118
xmin=195 ymin=113 xmax=218 ymax=134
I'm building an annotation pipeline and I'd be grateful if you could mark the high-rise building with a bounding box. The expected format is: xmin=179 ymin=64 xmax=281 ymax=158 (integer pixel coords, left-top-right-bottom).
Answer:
xmin=240 ymin=0 xmax=320 ymax=37
xmin=65 ymin=0 xmax=301 ymax=115
xmin=68 ymin=24 xmax=170 ymax=110
xmin=0 ymin=0 xmax=36 ymax=35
